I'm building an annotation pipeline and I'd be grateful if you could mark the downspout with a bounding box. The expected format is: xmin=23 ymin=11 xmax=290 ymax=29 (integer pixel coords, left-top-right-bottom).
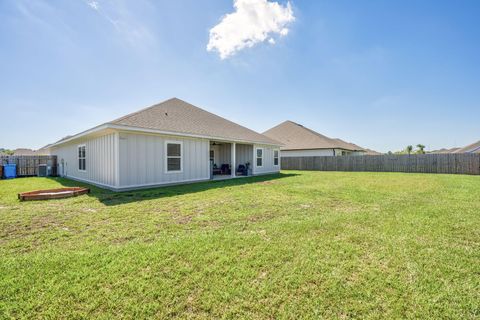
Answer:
xmin=114 ymin=131 xmax=120 ymax=188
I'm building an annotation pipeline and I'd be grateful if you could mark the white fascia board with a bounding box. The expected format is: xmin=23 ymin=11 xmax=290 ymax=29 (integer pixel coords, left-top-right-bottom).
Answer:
xmin=49 ymin=124 xmax=111 ymax=148
xmin=50 ymin=123 xmax=283 ymax=148
xmin=109 ymin=124 xmax=283 ymax=147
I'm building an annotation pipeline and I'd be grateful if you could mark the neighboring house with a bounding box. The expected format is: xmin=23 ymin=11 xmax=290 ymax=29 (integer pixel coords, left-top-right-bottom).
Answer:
xmin=11 ymin=148 xmax=37 ymax=156
xmin=263 ymin=121 xmax=369 ymax=157
xmin=454 ymin=140 xmax=480 ymax=154
xmin=429 ymin=147 xmax=461 ymax=154
xmin=363 ymin=148 xmax=383 ymax=156
xmin=36 ymin=144 xmax=53 ymax=155
xmin=0 ymin=148 xmax=52 ymax=156
xmin=47 ymin=98 xmax=282 ymax=191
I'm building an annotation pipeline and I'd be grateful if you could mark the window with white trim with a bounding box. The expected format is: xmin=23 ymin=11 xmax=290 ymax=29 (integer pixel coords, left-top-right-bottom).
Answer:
xmin=256 ymin=148 xmax=263 ymax=167
xmin=78 ymin=145 xmax=86 ymax=171
xmin=210 ymin=149 xmax=215 ymax=163
xmin=274 ymin=150 xmax=279 ymax=166
xmin=166 ymin=142 xmax=182 ymax=172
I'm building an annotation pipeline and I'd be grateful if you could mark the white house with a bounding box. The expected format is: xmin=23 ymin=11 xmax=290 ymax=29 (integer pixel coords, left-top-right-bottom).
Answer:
xmin=48 ymin=98 xmax=282 ymax=191
xmin=263 ymin=121 xmax=369 ymax=157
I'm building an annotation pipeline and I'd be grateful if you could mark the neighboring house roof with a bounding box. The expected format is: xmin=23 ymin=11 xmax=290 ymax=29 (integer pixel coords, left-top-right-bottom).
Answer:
xmin=262 ymin=121 xmax=365 ymax=151
xmin=36 ymin=146 xmax=52 ymax=155
xmin=332 ymin=138 xmax=370 ymax=152
xmin=12 ymin=148 xmax=37 ymax=156
xmin=363 ymin=148 xmax=383 ymax=155
xmin=0 ymin=148 xmax=51 ymax=156
xmin=454 ymin=140 xmax=480 ymax=153
xmin=50 ymin=98 xmax=281 ymax=147
xmin=430 ymin=147 xmax=461 ymax=154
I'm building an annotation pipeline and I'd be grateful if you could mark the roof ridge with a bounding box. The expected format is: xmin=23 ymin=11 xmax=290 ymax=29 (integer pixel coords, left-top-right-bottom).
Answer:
xmin=263 ymin=121 xmax=367 ymax=151
xmin=289 ymin=121 xmax=339 ymax=146
xmin=455 ymin=139 xmax=480 ymax=153
xmin=108 ymin=97 xmax=178 ymax=124
xmin=169 ymin=99 xmax=282 ymax=144
xmin=263 ymin=120 xmax=295 ymax=134
xmin=301 ymin=124 xmax=334 ymax=141
xmin=109 ymin=97 xmax=281 ymax=145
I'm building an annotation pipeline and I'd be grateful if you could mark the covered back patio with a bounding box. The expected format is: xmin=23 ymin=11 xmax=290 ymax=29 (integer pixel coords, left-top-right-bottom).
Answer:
xmin=209 ymin=141 xmax=253 ymax=179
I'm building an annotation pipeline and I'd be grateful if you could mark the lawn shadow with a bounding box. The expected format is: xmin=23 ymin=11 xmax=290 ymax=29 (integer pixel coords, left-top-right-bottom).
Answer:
xmin=48 ymin=173 xmax=298 ymax=206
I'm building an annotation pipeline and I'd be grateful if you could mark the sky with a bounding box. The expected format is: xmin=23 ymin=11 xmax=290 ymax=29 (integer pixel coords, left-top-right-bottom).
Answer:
xmin=0 ymin=0 xmax=479 ymax=153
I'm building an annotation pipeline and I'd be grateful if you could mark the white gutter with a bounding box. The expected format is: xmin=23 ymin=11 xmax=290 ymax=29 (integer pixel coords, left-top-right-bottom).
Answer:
xmin=50 ymin=123 xmax=283 ymax=148
xmin=48 ymin=123 xmax=111 ymax=148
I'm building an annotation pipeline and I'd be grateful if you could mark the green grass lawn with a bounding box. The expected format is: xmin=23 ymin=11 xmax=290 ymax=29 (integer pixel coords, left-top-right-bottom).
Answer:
xmin=0 ymin=171 xmax=479 ymax=319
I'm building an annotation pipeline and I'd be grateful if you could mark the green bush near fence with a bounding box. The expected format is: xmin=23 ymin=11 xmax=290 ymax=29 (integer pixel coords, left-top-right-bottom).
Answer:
xmin=0 ymin=171 xmax=479 ymax=319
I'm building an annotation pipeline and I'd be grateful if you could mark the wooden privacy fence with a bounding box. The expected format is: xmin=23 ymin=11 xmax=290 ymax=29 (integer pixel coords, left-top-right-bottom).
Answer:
xmin=1 ymin=155 xmax=57 ymax=177
xmin=281 ymin=154 xmax=480 ymax=175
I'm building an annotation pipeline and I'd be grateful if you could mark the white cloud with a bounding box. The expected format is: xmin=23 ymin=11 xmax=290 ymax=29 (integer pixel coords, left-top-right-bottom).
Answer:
xmin=207 ymin=0 xmax=295 ymax=59
xmin=84 ymin=0 xmax=157 ymax=52
xmin=86 ymin=1 xmax=99 ymax=11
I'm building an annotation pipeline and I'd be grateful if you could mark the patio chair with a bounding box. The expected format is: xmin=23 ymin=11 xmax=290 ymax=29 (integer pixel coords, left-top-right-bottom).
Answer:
xmin=236 ymin=164 xmax=247 ymax=176
xmin=220 ymin=164 xmax=231 ymax=175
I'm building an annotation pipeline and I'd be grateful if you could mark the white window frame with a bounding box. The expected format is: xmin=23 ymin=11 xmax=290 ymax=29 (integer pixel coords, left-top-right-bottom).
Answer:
xmin=210 ymin=149 xmax=215 ymax=163
xmin=256 ymin=148 xmax=264 ymax=167
xmin=165 ymin=140 xmax=183 ymax=173
xmin=273 ymin=149 xmax=279 ymax=166
xmin=78 ymin=144 xmax=86 ymax=172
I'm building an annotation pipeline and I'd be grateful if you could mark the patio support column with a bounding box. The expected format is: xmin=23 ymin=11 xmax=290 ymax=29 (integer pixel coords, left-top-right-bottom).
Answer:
xmin=231 ymin=142 xmax=236 ymax=177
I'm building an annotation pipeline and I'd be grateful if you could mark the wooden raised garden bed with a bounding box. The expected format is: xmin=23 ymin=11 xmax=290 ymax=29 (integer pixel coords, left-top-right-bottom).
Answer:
xmin=18 ymin=187 xmax=90 ymax=201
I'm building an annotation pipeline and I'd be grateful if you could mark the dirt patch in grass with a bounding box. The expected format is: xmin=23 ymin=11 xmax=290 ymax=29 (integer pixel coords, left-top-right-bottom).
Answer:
xmin=30 ymin=214 xmax=65 ymax=230
xmin=257 ymin=180 xmax=278 ymax=185
xmin=322 ymin=198 xmax=364 ymax=214
xmin=247 ymin=213 xmax=276 ymax=223
xmin=112 ymin=235 xmax=136 ymax=244
xmin=174 ymin=215 xmax=194 ymax=224
xmin=299 ymin=204 xmax=312 ymax=209
xmin=0 ymin=214 xmax=69 ymax=250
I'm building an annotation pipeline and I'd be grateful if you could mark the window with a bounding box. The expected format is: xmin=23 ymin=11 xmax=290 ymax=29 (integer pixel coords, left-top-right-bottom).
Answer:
xmin=78 ymin=145 xmax=86 ymax=171
xmin=210 ymin=149 xmax=214 ymax=163
xmin=274 ymin=150 xmax=279 ymax=166
xmin=256 ymin=148 xmax=263 ymax=167
xmin=166 ymin=142 xmax=182 ymax=172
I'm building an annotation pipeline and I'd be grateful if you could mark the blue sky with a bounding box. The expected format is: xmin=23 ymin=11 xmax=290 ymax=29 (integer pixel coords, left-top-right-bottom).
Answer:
xmin=1 ymin=0 xmax=479 ymax=152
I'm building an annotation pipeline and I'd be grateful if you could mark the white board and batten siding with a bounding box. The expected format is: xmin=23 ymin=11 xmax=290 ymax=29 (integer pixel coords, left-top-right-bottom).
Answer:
xmin=118 ymin=132 xmax=210 ymax=188
xmin=53 ymin=132 xmax=118 ymax=188
xmin=52 ymin=130 xmax=280 ymax=191
xmin=210 ymin=143 xmax=231 ymax=166
xmin=235 ymin=144 xmax=253 ymax=166
xmin=253 ymin=144 xmax=281 ymax=175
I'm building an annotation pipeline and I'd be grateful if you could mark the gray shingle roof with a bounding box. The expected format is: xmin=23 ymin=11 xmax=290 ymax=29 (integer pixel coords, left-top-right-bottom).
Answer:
xmin=363 ymin=148 xmax=383 ymax=155
xmin=454 ymin=140 xmax=480 ymax=153
xmin=263 ymin=121 xmax=365 ymax=151
xmin=109 ymin=98 xmax=280 ymax=145
xmin=430 ymin=147 xmax=460 ymax=154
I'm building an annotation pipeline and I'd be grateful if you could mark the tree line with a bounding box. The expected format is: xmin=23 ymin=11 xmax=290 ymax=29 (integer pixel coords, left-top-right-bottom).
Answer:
xmin=387 ymin=144 xmax=426 ymax=155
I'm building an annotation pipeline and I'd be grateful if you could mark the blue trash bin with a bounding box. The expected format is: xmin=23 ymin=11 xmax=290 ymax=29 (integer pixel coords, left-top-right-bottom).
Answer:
xmin=3 ymin=164 xmax=17 ymax=179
